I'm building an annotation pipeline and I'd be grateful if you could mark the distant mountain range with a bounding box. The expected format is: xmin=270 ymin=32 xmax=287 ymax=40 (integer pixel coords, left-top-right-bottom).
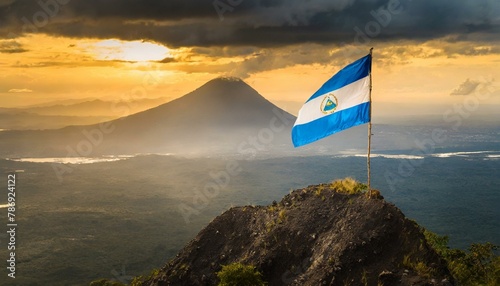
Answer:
xmin=0 ymin=112 xmax=111 ymax=130
xmin=0 ymin=77 xmax=371 ymax=158
xmin=0 ymin=97 xmax=169 ymax=130
xmin=19 ymin=97 xmax=170 ymax=117
xmin=0 ymin=78 xmax=293 ymax=157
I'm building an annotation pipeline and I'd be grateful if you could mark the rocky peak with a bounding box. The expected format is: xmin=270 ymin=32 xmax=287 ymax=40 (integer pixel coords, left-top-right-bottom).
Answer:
xmin=144 ymin=184 xmax=453 ymax=285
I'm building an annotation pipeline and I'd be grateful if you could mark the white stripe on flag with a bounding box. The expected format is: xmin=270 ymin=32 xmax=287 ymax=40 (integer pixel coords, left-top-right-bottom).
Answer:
xmin=293 ymin=75 xmax=370 ymax=126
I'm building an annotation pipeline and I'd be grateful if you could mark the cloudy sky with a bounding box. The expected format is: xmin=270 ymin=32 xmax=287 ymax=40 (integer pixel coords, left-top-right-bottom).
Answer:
xmin=0 ymin=0 xmax=499 ymax=118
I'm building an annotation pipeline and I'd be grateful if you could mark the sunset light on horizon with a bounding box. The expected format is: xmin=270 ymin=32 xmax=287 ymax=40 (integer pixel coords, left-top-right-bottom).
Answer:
xmin=0 ymin=0 xmax=499 ymax=118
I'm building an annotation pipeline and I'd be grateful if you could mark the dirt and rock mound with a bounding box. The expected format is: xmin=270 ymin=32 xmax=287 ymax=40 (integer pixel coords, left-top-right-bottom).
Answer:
xmin=144 ymin=184 xmax=454 ymax=285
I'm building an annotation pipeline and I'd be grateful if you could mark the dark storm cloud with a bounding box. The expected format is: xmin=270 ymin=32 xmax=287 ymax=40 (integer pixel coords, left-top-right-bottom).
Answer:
xmin=0 ymin=40 xmax=27 ymax=53
xmin=1 ymin=0 xmax=499 ymax=47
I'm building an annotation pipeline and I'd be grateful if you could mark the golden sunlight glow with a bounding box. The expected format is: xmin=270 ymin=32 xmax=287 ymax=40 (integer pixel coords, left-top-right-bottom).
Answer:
xmin=1 ymin=34 xmax=499 ymax=112
xmin=91 ymin=39 xmax=171 ymax=62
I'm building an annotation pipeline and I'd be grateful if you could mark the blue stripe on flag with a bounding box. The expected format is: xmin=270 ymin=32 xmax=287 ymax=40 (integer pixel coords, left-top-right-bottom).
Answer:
xmin=291 ymin=102 xmax=370 ymax=147
xmin=307 ymin=54 xmax=371 ymax=102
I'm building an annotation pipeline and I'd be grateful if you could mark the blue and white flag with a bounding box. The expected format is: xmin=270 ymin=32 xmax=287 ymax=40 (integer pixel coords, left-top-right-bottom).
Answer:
xmin=292 ymin=54 xmax=371 ymax=147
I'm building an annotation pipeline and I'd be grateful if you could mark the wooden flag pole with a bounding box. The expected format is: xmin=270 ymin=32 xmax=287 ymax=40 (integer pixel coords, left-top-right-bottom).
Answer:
xmin=367 ymin=48 xmax=373 ymax=198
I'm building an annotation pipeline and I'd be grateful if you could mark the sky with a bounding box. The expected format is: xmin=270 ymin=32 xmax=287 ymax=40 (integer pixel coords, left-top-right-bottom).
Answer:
xmin=0 ymin=0 xmax=499 ymax=119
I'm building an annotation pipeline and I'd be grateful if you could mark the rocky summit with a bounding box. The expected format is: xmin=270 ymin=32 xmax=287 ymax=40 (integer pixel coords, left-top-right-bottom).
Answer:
xmin=143 ymin=184 xmax=454 ymax=286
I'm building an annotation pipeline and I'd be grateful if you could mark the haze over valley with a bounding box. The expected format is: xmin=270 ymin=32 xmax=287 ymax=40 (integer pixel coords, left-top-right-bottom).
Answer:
xmin=1 ymin=0 xmax=499 ymax=285
xmin=0 ymin=77 xmax=499 ymax=285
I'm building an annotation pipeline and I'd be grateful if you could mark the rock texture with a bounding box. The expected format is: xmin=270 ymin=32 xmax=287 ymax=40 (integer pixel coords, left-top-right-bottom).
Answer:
xmin=144 ymin=185 xmax=454 ymax=286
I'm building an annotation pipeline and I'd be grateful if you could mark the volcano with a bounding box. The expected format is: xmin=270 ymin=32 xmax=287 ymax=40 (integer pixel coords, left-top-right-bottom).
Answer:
xmin=0 ymin=77 xmax=296 ymax=157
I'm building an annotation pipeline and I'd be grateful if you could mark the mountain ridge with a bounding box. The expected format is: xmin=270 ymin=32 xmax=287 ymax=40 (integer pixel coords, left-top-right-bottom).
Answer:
xmin=1 ymin=97 xmax=170 ymax=117
xmin=0 ymin=97 xmax=170 ymax=130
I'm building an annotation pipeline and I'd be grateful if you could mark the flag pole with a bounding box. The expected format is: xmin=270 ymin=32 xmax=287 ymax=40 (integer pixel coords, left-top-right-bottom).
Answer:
xmin=367 ymin=47 xmax=373 ymax=198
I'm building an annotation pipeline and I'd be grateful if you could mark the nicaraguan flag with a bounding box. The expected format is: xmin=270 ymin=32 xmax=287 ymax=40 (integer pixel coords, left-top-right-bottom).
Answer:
xmin=292 ymin=54 xmax=371 ymax=147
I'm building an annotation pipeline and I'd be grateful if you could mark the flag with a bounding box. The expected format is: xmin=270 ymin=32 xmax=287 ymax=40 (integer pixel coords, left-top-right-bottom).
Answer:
xmin=291 ymin=54 xmax=371 ymax=147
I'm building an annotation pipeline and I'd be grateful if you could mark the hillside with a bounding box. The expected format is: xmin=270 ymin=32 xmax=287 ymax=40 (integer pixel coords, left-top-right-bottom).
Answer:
xmin=140 ymin=182 xmax=453 ymax=286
